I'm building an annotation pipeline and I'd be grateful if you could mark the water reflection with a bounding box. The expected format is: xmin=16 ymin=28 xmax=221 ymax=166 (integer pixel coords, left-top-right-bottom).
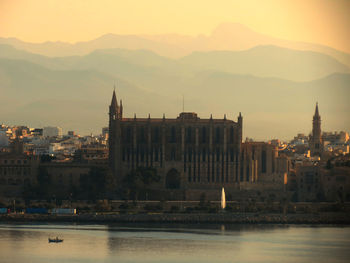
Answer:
xmin=0 ymin=223 xmax=349 ymax=263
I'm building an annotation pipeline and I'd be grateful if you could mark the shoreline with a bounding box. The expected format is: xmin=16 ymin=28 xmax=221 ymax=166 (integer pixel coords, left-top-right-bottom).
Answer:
xmin=1 ymin=212 xmax=349 ymax=225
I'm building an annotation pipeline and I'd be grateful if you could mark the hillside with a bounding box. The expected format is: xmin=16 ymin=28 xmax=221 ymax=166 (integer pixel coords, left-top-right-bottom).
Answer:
xmin=0 ymin=55 xmax=349 ymax=139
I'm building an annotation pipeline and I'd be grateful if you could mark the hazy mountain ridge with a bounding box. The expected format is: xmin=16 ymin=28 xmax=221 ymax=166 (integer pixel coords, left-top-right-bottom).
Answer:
xmin=178 ymin=46 xmax=349 ymax=81
xmin=0 ymin=53 xmax=349 ymax=139
xmin=142 ymin=23 xmax=350 ymax=68
xmin=0 ymin=26 xmax=349 ymax=138
xmin=0 ymin=57 xmax=179 ymax=133
xmin=0 ymin=34 xmax=185 ymax=58
xmin=0 ymin=43 xmax=347 ymax=83
xmin=0 ymin=23 xmax=349 ymax=68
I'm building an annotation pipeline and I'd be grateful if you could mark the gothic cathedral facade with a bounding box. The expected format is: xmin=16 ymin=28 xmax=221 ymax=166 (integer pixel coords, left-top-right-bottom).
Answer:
xmin=108 ymin=90 xmax=243 ymax=190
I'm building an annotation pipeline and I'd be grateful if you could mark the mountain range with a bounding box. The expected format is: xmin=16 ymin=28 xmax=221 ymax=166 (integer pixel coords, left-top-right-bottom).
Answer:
xmin=1 ymin=23 xmax=349 ymax=68
xmin=0 ymin=23 xmax=349 ymax=140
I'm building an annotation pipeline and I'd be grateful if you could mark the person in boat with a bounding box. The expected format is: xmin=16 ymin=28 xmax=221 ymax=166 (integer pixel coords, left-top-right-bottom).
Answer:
xmin=49 ymin=237 xmax=63 ymax=242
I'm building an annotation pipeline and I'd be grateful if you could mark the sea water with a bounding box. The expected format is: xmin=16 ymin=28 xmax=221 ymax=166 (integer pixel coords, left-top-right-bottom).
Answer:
xmin=0 ymin=223 xmax=349 ymax=263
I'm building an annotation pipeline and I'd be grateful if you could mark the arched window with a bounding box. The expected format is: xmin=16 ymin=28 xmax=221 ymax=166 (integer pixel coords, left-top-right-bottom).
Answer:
xmin=126 ymin=126 xmax=131 ymax=143
xmin=171 ymin=126 xmax=176 ymax=143
xmin=171 ymin=147 xmax=176 ymax=161
xmin=138 ymin=127 xmax=146 ymax=143
xmin=201 ymin=127 xmax=207 ymax=143
xmin=261 ymin=149 xmax=267 ymax=173
xmin=215 ymin=127 xmax=220 ymax=143
xmin=140 ymin=147 xmax=145 ymax=161
xmin=230 ymin=126 xmax=234 ymax=143
xmin=154 ymin=148 xmax=159 ymax=161
xmin=230 ymin=148 xmax=234 ymax=162
xmin=216 ymin=148 xmax=220 ymax=161
xmin=127 ymin=148 xmax=130 ymax=161
xmin=186 ymin=127 xmax=192 ymax=143
xmin=122 ymin=147 xmax=126 ymax=161
xmin=153 ymin=127 xmax=160 ymax=143
xmin=188 ymin=148 xmax=192 ymax=162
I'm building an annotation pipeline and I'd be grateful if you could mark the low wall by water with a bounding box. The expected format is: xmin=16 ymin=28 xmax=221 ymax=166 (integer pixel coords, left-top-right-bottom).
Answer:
xmin=1 ymin=212 xmax=349 ymax=225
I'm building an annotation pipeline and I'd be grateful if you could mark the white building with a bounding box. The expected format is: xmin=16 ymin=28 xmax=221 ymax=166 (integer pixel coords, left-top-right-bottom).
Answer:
xmin=43 ymin=126 xmax=63 ymax=138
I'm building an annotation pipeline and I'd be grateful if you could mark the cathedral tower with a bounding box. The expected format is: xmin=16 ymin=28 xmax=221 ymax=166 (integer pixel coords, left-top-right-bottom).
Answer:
xmin=109 ymin=89 xmax=122 ymax=174
xmin=310 ymin=102 xmax=323 ymax=156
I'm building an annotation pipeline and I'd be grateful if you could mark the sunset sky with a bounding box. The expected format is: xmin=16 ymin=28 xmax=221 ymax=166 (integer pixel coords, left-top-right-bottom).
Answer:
xmin=1 ymin=0 xmax=349 ymax=53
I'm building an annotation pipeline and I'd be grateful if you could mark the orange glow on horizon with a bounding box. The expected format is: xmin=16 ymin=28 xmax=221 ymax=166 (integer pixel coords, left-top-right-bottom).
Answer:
xmin=0 ymin=0 xmax=349 ymax=53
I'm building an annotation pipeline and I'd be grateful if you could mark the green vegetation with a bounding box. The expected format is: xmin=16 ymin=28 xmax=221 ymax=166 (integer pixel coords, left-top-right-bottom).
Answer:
xmin=122 ymin=167 xmax=160 ymax=200
xmin=79 ymin=166 xmax=111 ymax=200
xmin=23 ymin=166 xmax=53 ymax=201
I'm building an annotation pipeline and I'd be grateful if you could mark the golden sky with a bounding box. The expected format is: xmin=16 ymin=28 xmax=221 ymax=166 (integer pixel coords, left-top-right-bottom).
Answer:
xmin=0 ymin=0 xmax=349 ymax=52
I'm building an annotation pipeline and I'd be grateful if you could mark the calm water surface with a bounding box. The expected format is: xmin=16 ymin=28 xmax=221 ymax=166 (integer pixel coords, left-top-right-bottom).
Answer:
xmin=0 ymin=223 xmax=349 ymax=263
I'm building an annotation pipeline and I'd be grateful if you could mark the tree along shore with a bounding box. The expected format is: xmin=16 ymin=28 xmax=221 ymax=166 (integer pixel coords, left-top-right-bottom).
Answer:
xmin=1 ymin=212 xmax=349 ymax=224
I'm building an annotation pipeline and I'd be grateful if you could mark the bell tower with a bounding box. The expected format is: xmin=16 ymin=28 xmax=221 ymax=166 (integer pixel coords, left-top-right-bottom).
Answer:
xmin=109 ymin=88 xmax=122 ymax=174
xmin=310 ymin=102 xmax=323 ymax=156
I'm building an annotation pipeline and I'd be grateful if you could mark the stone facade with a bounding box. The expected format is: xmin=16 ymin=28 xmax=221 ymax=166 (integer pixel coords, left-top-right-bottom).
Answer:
xmin=295 ymin=165 xmax=350 ymax=202
xmin=321 ymin=167 xmax=350 ymax=202
xmin=109 ymin=91 xmax=243 ymax=191
xmin=108 ymin=91 xmax=290 ymax=196
xmin=0 ymin=153 xmax=40 ymax=197
xmin=296 ymin=164 xmax=321 ymax=201
xmin=42 ymin=163 xmax=91 ymax=189
xmin=240 ymin=142 xmax=289 ymax=190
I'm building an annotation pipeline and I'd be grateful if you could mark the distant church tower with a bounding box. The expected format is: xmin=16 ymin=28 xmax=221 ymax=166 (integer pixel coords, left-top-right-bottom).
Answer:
xmin=109 ymin=88 xmax=123 ymax=174
xmin=310 ymin=102 xmax=323 ymax=156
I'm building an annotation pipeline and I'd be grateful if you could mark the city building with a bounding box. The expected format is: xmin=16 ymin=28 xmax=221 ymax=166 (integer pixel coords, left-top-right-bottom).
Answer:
xmin=0 ymin=140 xmax=40 ymax=197
xmin=43 ymin=126 xmax=63 ymax=138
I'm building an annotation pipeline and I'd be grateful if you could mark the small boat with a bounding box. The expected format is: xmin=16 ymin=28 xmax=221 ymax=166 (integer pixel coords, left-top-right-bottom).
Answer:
xmin=48 ymin=237 xmax=63 ymax=243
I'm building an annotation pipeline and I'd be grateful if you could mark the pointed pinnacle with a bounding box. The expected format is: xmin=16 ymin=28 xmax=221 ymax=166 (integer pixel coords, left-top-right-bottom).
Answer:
xmin=314 ymin=102 xmax=319 ymax=117
xmin=111 ymin=89 xmax=118 ymax=108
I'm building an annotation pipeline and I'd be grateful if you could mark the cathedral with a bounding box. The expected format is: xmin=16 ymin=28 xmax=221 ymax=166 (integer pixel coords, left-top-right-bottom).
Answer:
xmin=108 ymin=90 xmax=290 ymax=200
xmin=108 ymin=90 xmax=243 ymax=191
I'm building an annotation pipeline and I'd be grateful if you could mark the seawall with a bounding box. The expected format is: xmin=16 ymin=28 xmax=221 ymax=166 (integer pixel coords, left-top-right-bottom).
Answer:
xmin=1 ymin=212 xmax=349 ymax=225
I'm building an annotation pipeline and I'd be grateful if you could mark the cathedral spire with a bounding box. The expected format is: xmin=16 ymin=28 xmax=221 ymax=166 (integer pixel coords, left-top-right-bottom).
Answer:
xmin=111 ymin=89 xmax=118 ymax=109
xmin=314 ymin=102 xmax=320 ymax=118
xmin=311 ymin=102 xmax=322 ymax=156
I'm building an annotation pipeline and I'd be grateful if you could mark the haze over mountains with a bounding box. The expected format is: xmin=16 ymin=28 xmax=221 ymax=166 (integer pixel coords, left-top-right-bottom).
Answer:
xmin=0 ymin=23 xmax=349 ymax=140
